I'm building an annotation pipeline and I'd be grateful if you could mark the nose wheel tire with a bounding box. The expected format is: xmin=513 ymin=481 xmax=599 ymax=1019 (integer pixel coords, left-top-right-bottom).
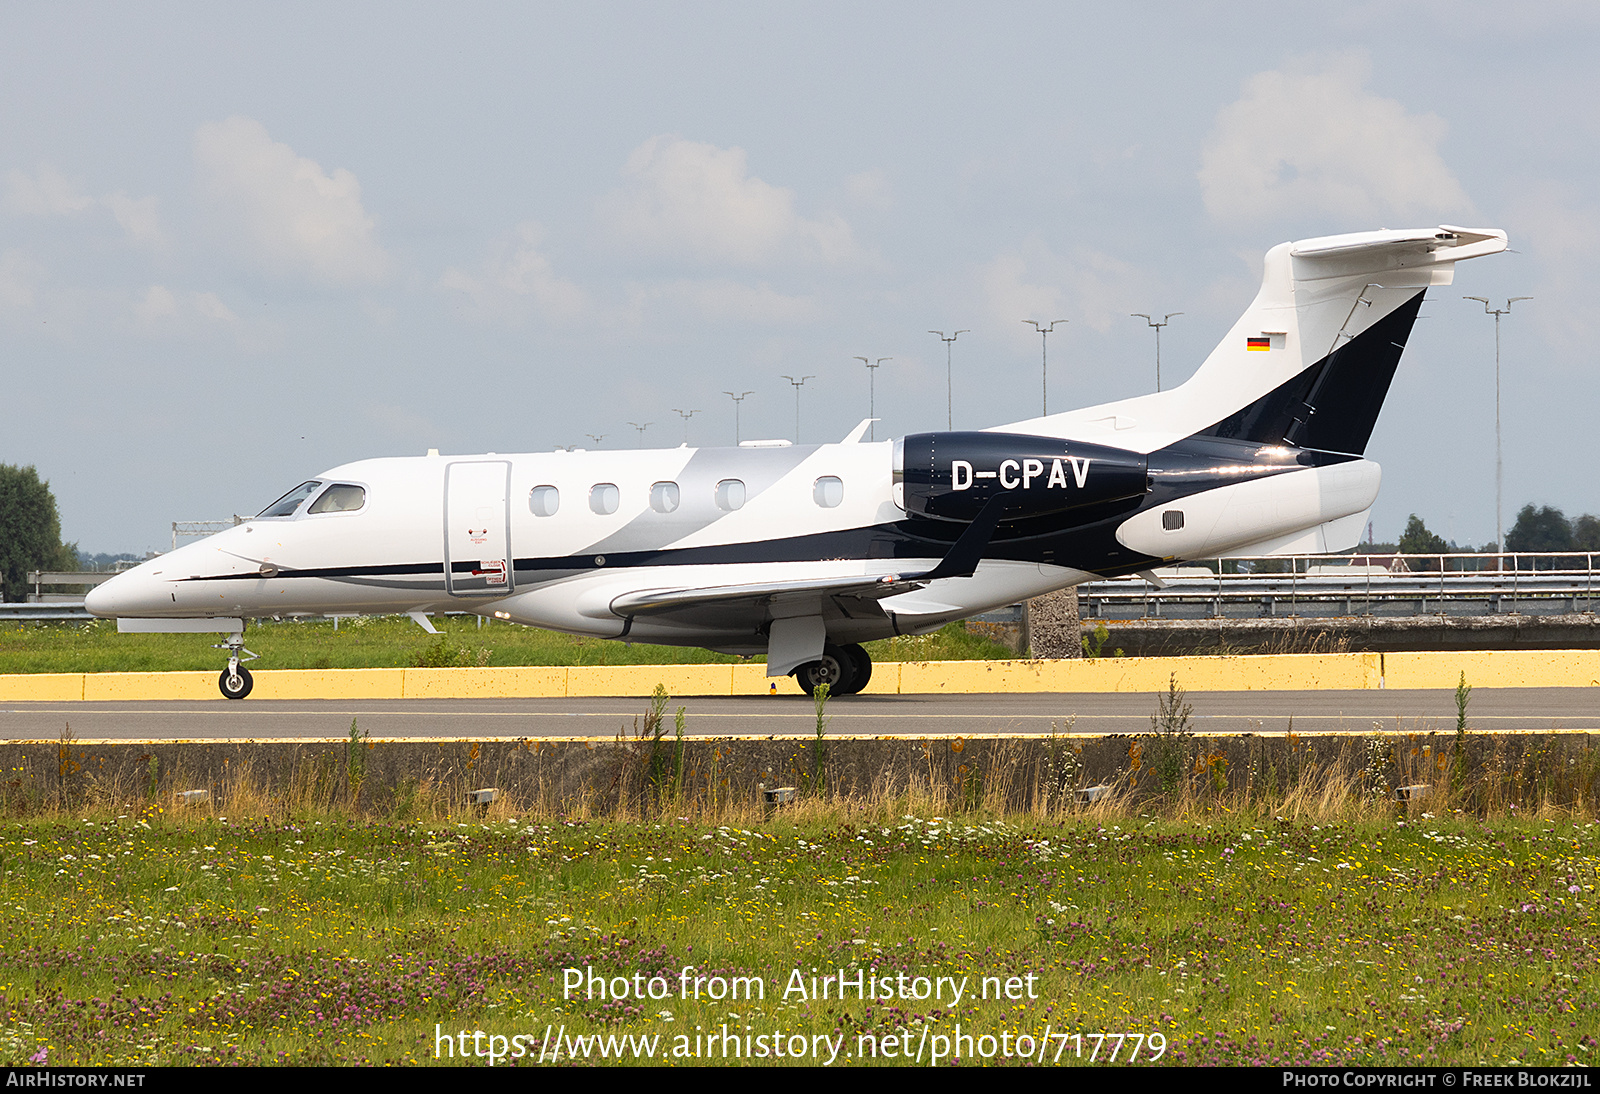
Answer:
xmin=219 ymin=666 xmax=254 ymax=700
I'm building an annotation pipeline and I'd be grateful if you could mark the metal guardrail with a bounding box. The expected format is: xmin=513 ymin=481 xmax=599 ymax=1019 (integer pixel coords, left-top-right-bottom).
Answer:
xmin=8 ymin=553 xmax=1600 ymax=627
xmin=1082 ymin=552 xmax=1600 ymax=619
xmin=1 ymin=601 xmax=92 ymax=622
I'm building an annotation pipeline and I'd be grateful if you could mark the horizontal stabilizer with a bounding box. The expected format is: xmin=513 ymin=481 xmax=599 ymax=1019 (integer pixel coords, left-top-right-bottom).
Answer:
xmin=993 ymin=225 xmax=1507 ymax=456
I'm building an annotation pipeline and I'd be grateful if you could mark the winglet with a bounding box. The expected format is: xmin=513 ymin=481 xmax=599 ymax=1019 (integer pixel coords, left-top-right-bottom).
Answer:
xmin=841 ymin=418 xmax=877 ymax=444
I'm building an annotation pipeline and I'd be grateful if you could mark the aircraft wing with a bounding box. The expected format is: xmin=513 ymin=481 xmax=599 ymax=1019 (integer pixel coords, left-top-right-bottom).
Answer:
xmin=610 ymin=572 xmax=926 ymax=618
xmin=605 ymin=495 xmax=1008 ymax=637
xmin=607 ymin=571 xmax=936 ymax=637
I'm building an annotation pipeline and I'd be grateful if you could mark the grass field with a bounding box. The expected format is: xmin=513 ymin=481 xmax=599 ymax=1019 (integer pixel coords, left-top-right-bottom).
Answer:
xmin=0 ymin=616 xmax=1015 ymax=674
xmin=1 ymin=801 xmax=1595 ymax=1067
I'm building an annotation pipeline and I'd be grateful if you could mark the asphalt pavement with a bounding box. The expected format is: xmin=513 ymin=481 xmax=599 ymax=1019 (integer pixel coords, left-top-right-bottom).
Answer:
xmin=3 ymin=688 xmax=1596 ymax=741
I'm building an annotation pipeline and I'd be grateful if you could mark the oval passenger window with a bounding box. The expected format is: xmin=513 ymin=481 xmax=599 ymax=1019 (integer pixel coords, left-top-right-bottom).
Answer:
xmin=813 ymin=476 xmax=843 ymax=508
xmin=650 ymin=481 xmax=680 ymax=513
xmin=529 ymin=485 xmax=560 ymax=517
xmin=715 ymin=479 xmax=745 ymax=511
xmin=590 ymin=483 xmax=620 ymax=515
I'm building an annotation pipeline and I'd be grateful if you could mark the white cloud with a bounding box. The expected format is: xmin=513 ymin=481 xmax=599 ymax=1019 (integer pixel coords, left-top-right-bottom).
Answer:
xmin=133 ymin=283 xmax=272 ymax=351
xmin=4 ymin=163 xmax=94 ymax=216
xmin=1198 ymin=54 xmax=1474 ymax=225
xmin=5 ymin=166 xmax=165 ymax=248
xmin=980 ymin=251 xmax=1067 ymax=348
xmin=104 ymin=192 xmax=165 ymax=247
xmin=0 ymin=249 xmax=41 ymax=311
xmin=437 ymin=221 xmax=588 ymax=324
xmin=601 ymin=135 xmax=859 ymax=266
xmin=1505 ymin=182 xmax=1597 ymax=361
xmin=979 ymin=242 xmax=1150 ymax=344
xmin=194 ymin=116 xmax=389 ymax=286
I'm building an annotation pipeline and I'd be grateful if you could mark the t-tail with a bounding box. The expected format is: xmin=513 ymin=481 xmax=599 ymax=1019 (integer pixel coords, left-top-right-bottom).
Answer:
xmin=899 ymin=226 xmax=1508 ymax=571
xmin=999 ymin=225 xmax=1509 ymax=456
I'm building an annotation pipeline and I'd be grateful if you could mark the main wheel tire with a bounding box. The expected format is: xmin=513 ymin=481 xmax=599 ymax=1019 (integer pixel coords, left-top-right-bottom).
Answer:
xmin=219 ymin=666 xmax=254 ymax=700
xmin=794 ymin=644 xmax=856 ymax=696
xmin=837 ymin=644 xmax=872 ymax=695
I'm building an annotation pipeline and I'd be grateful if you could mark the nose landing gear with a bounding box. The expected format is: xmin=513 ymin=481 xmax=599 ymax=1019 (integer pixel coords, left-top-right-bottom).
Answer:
xmin=213 ymin=632 xmax=259 ymax=700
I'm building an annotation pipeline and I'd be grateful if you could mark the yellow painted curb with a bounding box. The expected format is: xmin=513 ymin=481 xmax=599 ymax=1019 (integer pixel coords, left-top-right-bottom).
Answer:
xmin=1 ymin=649 xmax=1598 ymax=700
xmin=0 ymin=673 xmax=83 ymax=702
xmin=255 ymin=668 xmax=406 ymax=700
xmin=82 ymin=672 xmax=218 ymax=701
xmin=566 ymin=663 xmax=734 ymax=697
xmin=896 ymin=652 xmax=1380 ymax=693
xmin=402 ymin=666 xmax=559 ymax=699
xmin=1382 ymin=650 xmax=1600 ymax=691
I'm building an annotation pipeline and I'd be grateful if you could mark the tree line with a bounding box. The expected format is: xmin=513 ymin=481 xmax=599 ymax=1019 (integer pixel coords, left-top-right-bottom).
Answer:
xmin=1397 ymin=505 xmax=1600 ymax=556
xmin=0 ymin=464 xmax=80 ymax=602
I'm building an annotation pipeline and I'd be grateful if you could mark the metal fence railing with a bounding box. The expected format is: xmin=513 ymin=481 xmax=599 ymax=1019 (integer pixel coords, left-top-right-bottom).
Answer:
xmin=8 ymin=552 xmax=1600 ymax=625
xmin=1079 ymin=552 xmax=1600 ymax=619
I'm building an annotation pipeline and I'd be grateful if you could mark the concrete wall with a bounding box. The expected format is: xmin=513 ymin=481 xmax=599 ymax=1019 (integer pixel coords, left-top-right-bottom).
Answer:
xmin=1096 ymin=613 xmax=1600 ymax=656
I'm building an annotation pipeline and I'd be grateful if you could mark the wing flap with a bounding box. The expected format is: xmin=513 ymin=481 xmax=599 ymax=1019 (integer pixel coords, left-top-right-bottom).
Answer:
xmin=610 ymin=572 xmax=926 ymax=618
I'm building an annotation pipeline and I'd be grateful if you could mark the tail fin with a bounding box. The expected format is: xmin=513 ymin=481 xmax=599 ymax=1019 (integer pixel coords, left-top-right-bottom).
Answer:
xmin=1194 ymin=226 xmax=1507 ymax=454
xmin=1008 ymin=226 xmax=1507 ymax=454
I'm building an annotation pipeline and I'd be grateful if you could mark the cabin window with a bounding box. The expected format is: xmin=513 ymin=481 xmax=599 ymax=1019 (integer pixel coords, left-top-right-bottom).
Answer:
xmin=650 ymin=481 xmax=680 ymax=513
xmin=813 ymin=476 xmax=844 ymax=508
xmin=257 ymin=481 xmax=322 ymax=518
xmin=529 ymin=485 xmax=560 ymax=517
xmin=715 ymin=479 xmax=745 ymax=511
xmin=308 ymin=484 xmax=366 ymax=514
xmin=1162 ymin=509 xmax=1185 ymax=531
xmin=590 ymin=483 xmax=620 ymax=515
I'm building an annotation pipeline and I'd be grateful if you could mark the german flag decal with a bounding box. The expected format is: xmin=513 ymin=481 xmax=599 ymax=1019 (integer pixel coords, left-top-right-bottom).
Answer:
xmin=1246 ymin=336 xmax=1271 ymax=351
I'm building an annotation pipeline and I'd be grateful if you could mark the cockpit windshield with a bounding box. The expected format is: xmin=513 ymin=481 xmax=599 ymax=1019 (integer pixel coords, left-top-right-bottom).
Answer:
xmin=308 ymin=484 xmax=366 ymax=513
xmin=258 ymin=481 xmax=323 ymax=518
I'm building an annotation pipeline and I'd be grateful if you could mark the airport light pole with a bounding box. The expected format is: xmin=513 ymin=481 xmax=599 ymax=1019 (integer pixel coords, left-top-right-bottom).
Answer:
xmin=1464 ymin=295 xmax=1531 ymax=553
xmin=1023 ymin=319 xmax=1066 ymax=415
xmin=853 ymin=356 xmax=891 ymax=440
xmin=723 ymin=390 xmax=753 ymax=444
xmin=627 ymin=422 xmax=651 ymax=447
xmin=1131 ymin=312 xmax=1182 ymax=392
xmin=780 ymin=375 xmax=814 ymax=442
xmin=928 ymin=330 xmax=968 ymax=429
xmin=671 ymin=409 xmax=699 ymax=446
xmin=584 ymin=434 xmax=606 ymax=448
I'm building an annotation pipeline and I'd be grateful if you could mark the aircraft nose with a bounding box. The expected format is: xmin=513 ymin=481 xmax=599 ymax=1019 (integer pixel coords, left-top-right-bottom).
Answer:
xmin=83 ymin=581 xmax=113 ymax=617
xmin=85 ymin=569 xmax=168 ymax=617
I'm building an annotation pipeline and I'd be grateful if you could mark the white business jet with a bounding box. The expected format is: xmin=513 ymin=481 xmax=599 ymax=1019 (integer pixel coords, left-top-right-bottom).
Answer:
xmin=88 ymin=226 xmax=1507 ymax=699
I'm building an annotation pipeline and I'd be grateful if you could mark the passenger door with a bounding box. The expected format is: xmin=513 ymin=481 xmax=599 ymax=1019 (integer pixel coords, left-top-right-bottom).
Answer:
xmin=444 ymin=460 xmax=514 ymax=597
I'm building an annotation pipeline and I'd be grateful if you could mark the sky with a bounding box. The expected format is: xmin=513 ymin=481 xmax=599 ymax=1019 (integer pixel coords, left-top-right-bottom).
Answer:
xmin=3 ymin=2 xmax=1596 ymax=554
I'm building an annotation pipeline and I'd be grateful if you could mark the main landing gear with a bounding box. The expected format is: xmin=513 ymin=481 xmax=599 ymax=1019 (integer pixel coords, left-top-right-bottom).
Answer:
xmin=793 ymin=643 xmax=872 ymax=697
xmin=213 ymin=632 xmax=259 ymax=700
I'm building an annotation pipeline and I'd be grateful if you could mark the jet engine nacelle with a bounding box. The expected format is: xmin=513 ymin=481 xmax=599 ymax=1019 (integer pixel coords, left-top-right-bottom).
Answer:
xmin=894 ymin=431 xmax=1149 ymax=522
